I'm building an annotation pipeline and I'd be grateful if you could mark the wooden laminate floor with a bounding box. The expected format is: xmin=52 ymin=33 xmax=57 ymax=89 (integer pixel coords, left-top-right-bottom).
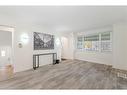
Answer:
xmin=0 ymin=60 xmax=127 ymax=89
xmin=0 ymin=65 xmax=13 ymax=82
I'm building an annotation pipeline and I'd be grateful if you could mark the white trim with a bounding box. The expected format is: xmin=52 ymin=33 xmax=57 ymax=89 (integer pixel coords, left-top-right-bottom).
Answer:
xmin=0 ymin=25 xmax=14 ymax=32
xmin=0 ymin=25 xmax=14 ymax=71
xmin=76 ymin=31 xmax=112 ymax=53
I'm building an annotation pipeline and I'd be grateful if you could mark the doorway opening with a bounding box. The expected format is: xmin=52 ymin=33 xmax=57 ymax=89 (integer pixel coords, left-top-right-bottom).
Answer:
xmin=61 ymin=36 xmax=69 ymax=61
xmin=0 ymin=26 xmax=14 ymax=81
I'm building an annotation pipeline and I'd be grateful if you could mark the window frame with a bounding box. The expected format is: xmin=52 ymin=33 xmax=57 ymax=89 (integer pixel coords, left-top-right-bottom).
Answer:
xmin=77 ymin=36 xmax=83 ymax=50
xmin=76 ymin=31 xmax=112 ymax=53
xmin=83 ymin=33 xmax=100 ymax=52
xmin=100 ymin=31 xmax=112 ymax=52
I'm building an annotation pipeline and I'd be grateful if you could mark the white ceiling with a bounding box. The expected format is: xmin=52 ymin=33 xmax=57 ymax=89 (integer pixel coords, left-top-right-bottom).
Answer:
xmin=0 ymin=6 xmax=127 ymax=32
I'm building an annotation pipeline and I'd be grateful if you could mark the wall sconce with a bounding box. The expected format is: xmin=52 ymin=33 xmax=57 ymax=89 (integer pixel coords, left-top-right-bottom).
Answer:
xmin=18 ymin=33 xmax=29 ymax=48
xmin=18 ymin=42 xmax=23 ymax=48
xmin=20 ymin=33 xmax=29 ymax=44
xmin=55 ymin=38 xmax=61 ymax=46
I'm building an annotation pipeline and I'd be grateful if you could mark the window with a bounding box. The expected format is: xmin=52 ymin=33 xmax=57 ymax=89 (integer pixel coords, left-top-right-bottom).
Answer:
xmin=77 ymin=31 xmax=112 ymax=52
xmin=77 ymin=36 xmax=83 ymax=49
xmin=101 ymin=32 xmax=112 ymax=52
xmin=84 ymin=34 xmax=99 ymax=51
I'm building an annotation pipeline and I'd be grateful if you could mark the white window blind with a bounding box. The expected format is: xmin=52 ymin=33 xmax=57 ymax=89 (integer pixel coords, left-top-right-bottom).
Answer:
xmin=77 ymin=31 xmax=112 ymax=52
xmin=101 ymin=32 xmax=112 ymax=52
xmin=84 ymin=34 xmax=99 ymax=51
xmin=77 ymin=36 xmax=83 ymax=49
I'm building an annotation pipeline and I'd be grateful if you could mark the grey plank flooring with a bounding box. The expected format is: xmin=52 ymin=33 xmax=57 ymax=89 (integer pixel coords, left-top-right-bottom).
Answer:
xmin=0 ymin=60 xmax=127 ymax=89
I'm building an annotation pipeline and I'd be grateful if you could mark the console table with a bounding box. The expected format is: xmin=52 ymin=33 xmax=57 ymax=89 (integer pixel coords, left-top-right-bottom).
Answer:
xmin=33 ymin=53 xmax=57 ymax=70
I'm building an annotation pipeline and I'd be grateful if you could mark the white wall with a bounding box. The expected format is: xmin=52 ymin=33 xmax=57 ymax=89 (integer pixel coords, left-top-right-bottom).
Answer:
xmin=60 ymin=23 xmax=127 ymax=71
xmin=1 ymin=22 xmax=127 ymax=73
xmin=0 ymin=25 xmax=61 ymax=73
xmin=75 ymin=51 xmax=112 ymax=65
xmin=61 ymin=32 xmax=74 ymax=60
xmin=6 ymin=22 xmax=127 ymax=73
xmin=13 ymin=23 xmax=127 ymax=72
xmin=13 ymin=25 xmax=61 ymax=73
xmin=74 ymin=27 xmax=113 ymax=65
xmin=0 ymin=31 xmax=12 ymax=46
xmin=113 ymin=23 xmax=127 ymax=70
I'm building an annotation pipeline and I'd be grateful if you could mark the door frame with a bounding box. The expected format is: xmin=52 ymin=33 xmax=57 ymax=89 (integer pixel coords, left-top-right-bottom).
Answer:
xmin=0 ymin=25 xmax=14 ymax=68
